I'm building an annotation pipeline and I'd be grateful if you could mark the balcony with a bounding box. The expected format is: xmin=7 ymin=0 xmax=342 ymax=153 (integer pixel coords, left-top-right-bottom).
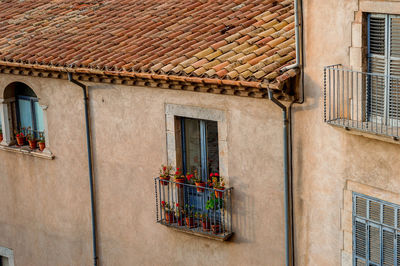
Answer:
xmin=324 ymin=65 xmax=400 ymax=139
xmin=154 ymin=177 xmax=233 ymax=241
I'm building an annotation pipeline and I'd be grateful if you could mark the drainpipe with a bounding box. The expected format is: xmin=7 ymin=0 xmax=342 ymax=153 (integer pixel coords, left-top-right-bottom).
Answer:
xmin=67 ymin=73 xmax=99 ymax=266
xmin=268 ymin=89 xmax=293 ymax=266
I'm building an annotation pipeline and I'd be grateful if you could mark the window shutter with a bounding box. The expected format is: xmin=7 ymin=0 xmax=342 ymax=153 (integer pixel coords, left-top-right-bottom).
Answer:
xmin=369 ymin=200 xmax=382 ymax=222
xmin=368 ymin=15 xmax=387 ymax=118
xmin=355 ymin=220 xmax=367 ymax=259
xmin=397 ymin=233 xmax=400 ymax=265
xmin=383 ymin=205 xmax=395 ymax=227
xmin=382 ymin=229 xmax=395 ymax=266
xmin=369 ymin=224 xmax=381 ymax=264
xmin=356 ymin=196 xmax=367 ymax=218
xmin=389 ymin=16 xmax=400 ymax=119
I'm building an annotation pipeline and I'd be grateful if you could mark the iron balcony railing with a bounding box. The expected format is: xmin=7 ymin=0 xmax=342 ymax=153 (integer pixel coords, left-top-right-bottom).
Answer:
xmin=324 ymin=65 xmax=400 ymax=139
xmin=154 ymin=177 xmax=233 ymax=241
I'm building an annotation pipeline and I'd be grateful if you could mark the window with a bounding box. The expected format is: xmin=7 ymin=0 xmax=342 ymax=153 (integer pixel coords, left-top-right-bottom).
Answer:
xmin=367 ymin=14 xmax=400 ymax=123
xmin=353 ymin=193 xmax=400 ymax=265
xmin=0 ymin=256 xmax=10 ymax=266
xmin=177 ymin=117 xmax=219 ymax=180
xmin=0 ymin=246 xmax=14 ymax=266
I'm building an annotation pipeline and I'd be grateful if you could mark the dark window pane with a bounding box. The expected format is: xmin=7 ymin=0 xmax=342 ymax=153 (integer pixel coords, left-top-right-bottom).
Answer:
xmin=206 ymin=120 xmax=219 ymax=178
xmin=184 ymin=118 xmax=201 ymax=176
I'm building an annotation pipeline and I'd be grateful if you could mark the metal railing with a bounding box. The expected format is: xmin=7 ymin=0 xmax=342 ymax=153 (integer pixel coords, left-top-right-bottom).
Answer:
xmin=324 ymin=65 xmax=400 ymax=139
xmin=154 ymin=177 xmax=233 ymax=241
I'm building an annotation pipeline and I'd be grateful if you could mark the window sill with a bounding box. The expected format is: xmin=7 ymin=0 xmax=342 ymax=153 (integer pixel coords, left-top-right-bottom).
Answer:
xmin=159 ymin=221 xmax=234 ymax=241
xmin=328 ymin=122 xmax=400 ymax=145
xmin=0 ymin=144 xmax=54 ymax=160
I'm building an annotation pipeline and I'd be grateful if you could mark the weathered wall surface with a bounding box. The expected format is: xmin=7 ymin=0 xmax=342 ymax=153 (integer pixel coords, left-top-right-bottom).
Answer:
xmin=295 ymin=1 xmax=400 ymax=265
xmin=0 ymin=73 xmax=287 ymax=265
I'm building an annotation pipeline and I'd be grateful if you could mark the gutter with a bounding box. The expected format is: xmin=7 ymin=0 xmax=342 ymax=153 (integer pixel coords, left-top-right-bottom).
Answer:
xmin=67 ymin=73 xmax=99 ymax=266
xmin=280 ymin=0 xmax=301 ymax=73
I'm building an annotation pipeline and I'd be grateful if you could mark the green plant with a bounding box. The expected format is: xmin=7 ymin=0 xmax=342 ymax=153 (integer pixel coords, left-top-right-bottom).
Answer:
xmin=161 ymin=201 xmax=174 ymax=213
xmin=206 ymin=195 xmax=224 ymax=211
xmin=184 ymin=204 xmax=195 ymax=217
xmin=174 ymin=168 xmax=185 ymax=180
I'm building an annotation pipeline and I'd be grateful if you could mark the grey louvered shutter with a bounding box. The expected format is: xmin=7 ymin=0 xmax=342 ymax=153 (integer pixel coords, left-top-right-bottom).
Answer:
xmin=389 ymin=16 xmax=400 ymax=120
xmin=382 ymin=229 xmax=395 ymax=266
xmin=355 ymin=219 xmax=367 ymax=260
xmin=368 ymin=15 xmax=387 ymax=119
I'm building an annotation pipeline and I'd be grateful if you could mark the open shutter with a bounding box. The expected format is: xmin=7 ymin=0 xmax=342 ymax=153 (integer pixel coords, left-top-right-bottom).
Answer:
xmin=368 ymin=15 xmax=387 ymax=119
xmin=382 ymin=229 xmax=395 ymax=266
xmin=389 ymin=16 xmax=400 ymax=120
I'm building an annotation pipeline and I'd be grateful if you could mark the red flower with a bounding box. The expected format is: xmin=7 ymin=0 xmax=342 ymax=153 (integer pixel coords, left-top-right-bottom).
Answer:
xmin=214 ymin=173 xmax=219 ymax=177
xmin=187 ymin=175 xmax=192 ymax=181
xmin=210 ymin=173 xmax=213 ymax=177
xmin=175 ymin=171 xmax=179 ymax=175
xmin=176 ymin=203 xmax=179 ymax=207
xmin=177 ymin=168 xmax=180 ymax=171
xmin=163 ymin=166 xmax=166 ymax=171
xmin=161 ymin=201 xmax=165 ymax=206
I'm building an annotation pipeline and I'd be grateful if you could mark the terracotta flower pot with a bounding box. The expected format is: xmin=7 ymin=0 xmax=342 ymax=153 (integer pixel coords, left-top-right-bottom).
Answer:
xmin=202 ymin=220 xmax=211 ymax=231
xmin=39 ymin=142 xmax=46 ymax=151
xmin=212 ymin=224 xmax=221 ymax=234
xmin=175 ymin=177 xmax=185 ymax=188
xmin=185 ymin=217 xmax=195 ymax=228
xmin=160 ymin=176 xmax=170 ymax=186
xmin=16 ymin=136 xmax=25 ymax=146
xmin=0 ymin=134 xmax=3 ymax=142
xmin=215 ymin=187 xmax=225 ymax=198
xmin=177 ymin=216 xmax=185 ymax=226
xmin=195 ymin=182 xmax=206 ymax=192
xmin=28 ymin=140 xmax=37 ymax=149
xmin=165 ymin=212 xmax=174 ymax=224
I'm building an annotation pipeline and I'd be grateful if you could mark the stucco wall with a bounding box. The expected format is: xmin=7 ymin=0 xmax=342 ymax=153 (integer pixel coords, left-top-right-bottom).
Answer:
xmin=295 ymin=0 xmax=400 ymax=265
xmin=0 ymin=74 xmax=287 ymax=265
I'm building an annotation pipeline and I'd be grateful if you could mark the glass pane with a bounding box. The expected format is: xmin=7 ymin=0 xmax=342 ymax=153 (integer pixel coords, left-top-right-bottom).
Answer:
xmin=34 ymin=102 xmax=44 ymax=132
xmin=17 ymin=99 xmax=33 ymax=130
xmin=184 ymin=118 xmax=201 ymax=176
xmin=206 ymin=120 xmax=219 ymax=177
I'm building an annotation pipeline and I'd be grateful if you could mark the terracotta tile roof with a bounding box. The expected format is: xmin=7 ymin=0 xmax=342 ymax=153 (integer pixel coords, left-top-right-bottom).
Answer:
xmin=0 ymin=0 xmax=297 ymax=90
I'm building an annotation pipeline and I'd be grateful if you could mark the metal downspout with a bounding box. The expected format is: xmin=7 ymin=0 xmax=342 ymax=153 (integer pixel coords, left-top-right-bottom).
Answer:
xmin=268 ymin=89 xmax=293 ymax=266
xmin=67 ymin=73 xmax=99 ymax=266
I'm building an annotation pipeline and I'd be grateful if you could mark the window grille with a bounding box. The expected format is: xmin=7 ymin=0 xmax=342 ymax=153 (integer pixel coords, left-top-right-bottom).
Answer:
xmin=353 ymin=193 xmax=400 ymax=265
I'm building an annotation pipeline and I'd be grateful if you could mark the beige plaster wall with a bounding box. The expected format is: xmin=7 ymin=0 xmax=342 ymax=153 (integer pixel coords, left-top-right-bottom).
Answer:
xmin=0 ymin=74 xmax=287 ymax=265
xmin=295 ymin=0 xmax=400 ymax=265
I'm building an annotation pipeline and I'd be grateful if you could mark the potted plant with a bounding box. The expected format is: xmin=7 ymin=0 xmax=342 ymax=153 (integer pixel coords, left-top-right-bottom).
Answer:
xmin=193 ymin=171 xmax=206 ymax=192
xmin=159 ymin=165 xmax=172 ymax=186
xmin=15 ymin=130 xmax=25 ymax=146
xmin=38 ymin=137 xmax=46 ymax=151
xmin=161 ymin=201 xmax=175 ymax=224
xmin=206 ymin=195 xmax=224 ymax=211
xmin=211 ymin=173 xmax=225 ymax=198
xmin=175 ymin=203 xmax=185 ymax=226
xmin=27 ymin=130 xmax=37 ymax=150
xmin=174 ymin=168 xmax=185 ymax=188
xmin=184 ymin=204 xmax=196 ymax=228
xmin=211 ymin=222 xmax=221 ymax=234
xmin=200 ymin=212 xmax=211 ymax=231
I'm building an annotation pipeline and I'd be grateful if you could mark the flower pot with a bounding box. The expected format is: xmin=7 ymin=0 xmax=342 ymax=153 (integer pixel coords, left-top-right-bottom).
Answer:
xmin=175 ymin=177 xmax=185 ymax=188
xmin=160 ymin=176 xmax=170 ymax=186
xmin=185 ymin=217 xmax=195 ymax=228
xmin=215 ymin=187 xmax=225 ymax=198
xmin=28 ymin=140 xmax=37 ymax=149
xmin=16 ymin=136 xmax=25 ymax=146
xmin=39 ymin=142 xmax=46 ymax=151
xmin=177 ymin=216 xmax=185 ymax=226
xmin=212 ymin=224 xmax=221 ymax=234
xmin=165 ymin=212 xmax=174 ymax=224
xmin=195 ymin=182 xmax=206 ymax=192
xmin=202 ymin=220 xmax=211 ymax=231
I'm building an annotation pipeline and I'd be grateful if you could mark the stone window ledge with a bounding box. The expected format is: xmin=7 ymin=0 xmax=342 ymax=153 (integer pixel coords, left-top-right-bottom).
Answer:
xmin=0 ymin=144 xmax=54 ymax=159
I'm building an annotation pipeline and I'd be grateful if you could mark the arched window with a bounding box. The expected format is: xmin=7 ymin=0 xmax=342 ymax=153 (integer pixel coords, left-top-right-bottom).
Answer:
xmin=3 ymin=82 xmax=44 ymax=144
